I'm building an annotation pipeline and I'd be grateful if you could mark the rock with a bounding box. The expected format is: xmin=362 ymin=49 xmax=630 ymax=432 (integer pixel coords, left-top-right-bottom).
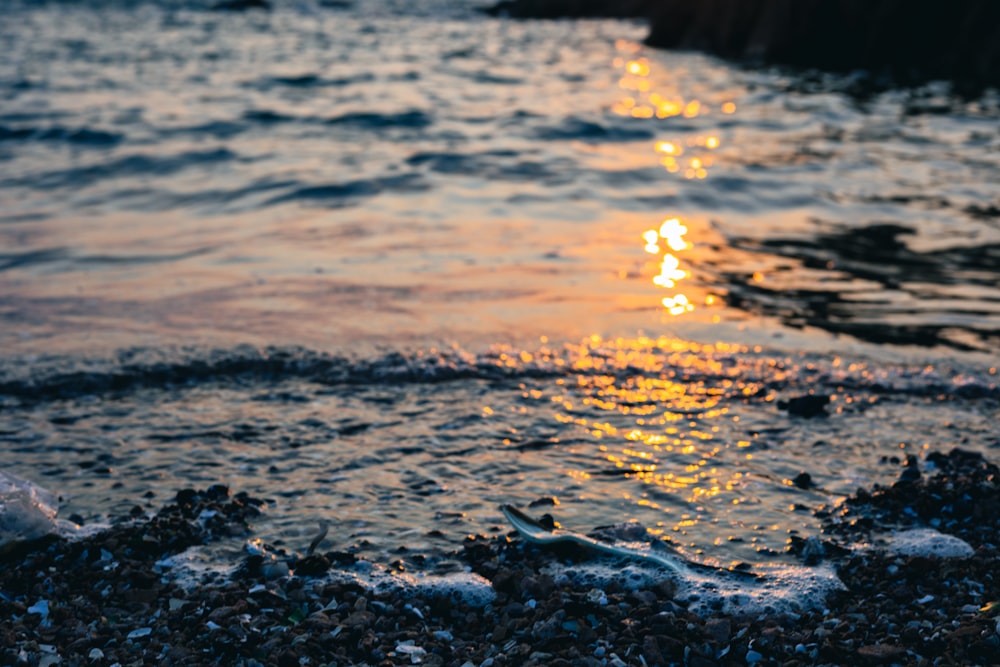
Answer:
xmin=645 ymin=0 xmax=1000 ymax=90
xmin=704 ymin=618 xmax=731 ymax=645
xmin=211 ymin=0 xmax=271 ymax=11
xmin=0 ymin=471 xmax=59 ymax=551
xmin=857 ymin=643 xmax=905 ymax=663
xmin=343 ymin=610 xmax=374 ymax=627
xmin=294 ymin=554 xmax=331 ymax=577
xmin=896 ymin=454 xmax=921 ymax=484
xmin=778 ymin=394 xmax=830 ymax=418
xmin=641 ymin=635 xmax=665 ymax=665
xmin=487 ymin=0 xmax=1000 ymax=89
xmin=792 ymin=472 xmax=815 ymax=489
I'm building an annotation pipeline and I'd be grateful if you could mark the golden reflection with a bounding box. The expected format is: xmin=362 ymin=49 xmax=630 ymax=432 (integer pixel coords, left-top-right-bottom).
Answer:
xmin=644 ymin=216 xmax=696 ymax=316
xmin=612 ymin=43 xmax=735 ymax=182
xmin=658 ymin=217 xmax=688 ymax=251
xmin=626 ymin=59 xmax=650 ymax=76
xmin=654 ymin=141 xmax=681 ymax=156
xmin=533 ymin=336 xmax=771 ymax=542
xmin=653 ymin=254 xmax=685 ymax=288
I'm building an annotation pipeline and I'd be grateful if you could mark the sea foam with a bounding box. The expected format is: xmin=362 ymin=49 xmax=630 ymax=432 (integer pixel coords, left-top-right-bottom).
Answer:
xmin=889 ymin=528 xmax=975 ymax=559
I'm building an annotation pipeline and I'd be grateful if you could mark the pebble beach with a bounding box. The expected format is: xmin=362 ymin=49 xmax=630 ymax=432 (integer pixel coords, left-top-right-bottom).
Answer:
xmin=3 ymin=1 xmax=1000 ymax=665
xmin=2 ymin=448 xmax=998 ymax=667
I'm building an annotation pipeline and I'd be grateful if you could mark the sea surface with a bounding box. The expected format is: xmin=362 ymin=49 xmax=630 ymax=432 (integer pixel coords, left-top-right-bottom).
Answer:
xmin=1 ymin=0 xmax=998 ymax=585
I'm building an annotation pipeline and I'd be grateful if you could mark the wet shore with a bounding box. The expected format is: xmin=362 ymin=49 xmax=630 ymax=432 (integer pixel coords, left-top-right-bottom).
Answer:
xmin=2 ymin=449 xmax=998 ymax=666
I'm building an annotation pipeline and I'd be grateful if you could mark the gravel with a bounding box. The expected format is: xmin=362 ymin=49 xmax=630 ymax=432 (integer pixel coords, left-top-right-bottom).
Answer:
xmin=2 ymin=449 xmax=998 ymax=666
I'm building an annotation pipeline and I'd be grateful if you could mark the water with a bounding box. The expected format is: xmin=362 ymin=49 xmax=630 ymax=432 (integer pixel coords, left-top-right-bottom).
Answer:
xmin=1 ymin=0 xmax=998 ymax=578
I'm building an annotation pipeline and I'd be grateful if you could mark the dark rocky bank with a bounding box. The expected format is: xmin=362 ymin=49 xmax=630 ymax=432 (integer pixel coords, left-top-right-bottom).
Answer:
xmin=2 ymin=448 xmax=999 ymax=666
xmin=486 ymin=0 xmax=1000 ymax=90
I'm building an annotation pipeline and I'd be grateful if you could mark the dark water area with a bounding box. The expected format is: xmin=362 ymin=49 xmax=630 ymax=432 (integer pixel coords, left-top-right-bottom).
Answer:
xmin=1 ymin=0 xmax=999 ymax=583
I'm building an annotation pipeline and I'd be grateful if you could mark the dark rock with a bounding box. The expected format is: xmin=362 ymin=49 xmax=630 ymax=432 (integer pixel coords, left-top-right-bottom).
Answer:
xmin=896 ymin=454 xmax=921 ymax=484
xmin=856 ymin=642 xmax=905 ymax=663
xmin=688 ymin=654 xmax=717 ymax=667
xmin=792 ymin=472 xmax=814 ymax=489
xmin=778 ymin=394 xmax=830 ymax=418
xmin=211 ymin=0 xmax=271 ymax=10
xmin=970 ymin=638 xmax=1000 ymax=664
xmin=642 ymin=635 xmax=665 ymax=665
xmin=488 ymin=0 xmax=1000 ymax=90
xmin=294 ymin=554 xmax=331 ymax=577
xmin=645 ymin=0 xmax=1000 ymax=90
xmin=343 ymin=610 xmax=374 ymax=627
xmin=521 ymin=573 xmax=555 ymax=598
xmin=704 ymin=617 xmax=731 ymax=645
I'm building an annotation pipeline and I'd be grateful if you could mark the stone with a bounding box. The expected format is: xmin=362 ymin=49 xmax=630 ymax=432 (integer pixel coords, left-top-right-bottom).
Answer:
xmin=211 ymin=0 xmax=271 ymax=10
xmin=777 ymin=394 xmax=830 ymax=418
xmin=857 ymin=643 xmax=905 ymax=662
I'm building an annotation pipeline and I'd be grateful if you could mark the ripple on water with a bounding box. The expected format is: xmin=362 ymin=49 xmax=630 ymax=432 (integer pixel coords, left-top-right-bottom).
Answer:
xmin=1 ymin=339 xmax=996 ymax=569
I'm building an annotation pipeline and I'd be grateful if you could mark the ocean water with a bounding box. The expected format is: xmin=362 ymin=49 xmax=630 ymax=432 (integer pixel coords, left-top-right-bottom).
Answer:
xmin=1 ymin=0 xmax=999 ymax=582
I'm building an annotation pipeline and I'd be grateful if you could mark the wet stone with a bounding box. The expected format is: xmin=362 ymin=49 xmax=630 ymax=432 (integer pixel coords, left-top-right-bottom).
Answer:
xmin=778 ymin=394 xmax=830 ymax=418
xmin=857 ymin=643 xmax=905 ymax=662
xmin=704 ymin=617 xmax=731 ymax=644
xmin=792 ymin=472 xmax=814 ymax=489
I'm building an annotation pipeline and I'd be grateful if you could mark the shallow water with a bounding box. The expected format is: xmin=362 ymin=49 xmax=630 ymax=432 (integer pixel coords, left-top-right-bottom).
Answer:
xmin=1 ymin=0 xmax=998 ymax=576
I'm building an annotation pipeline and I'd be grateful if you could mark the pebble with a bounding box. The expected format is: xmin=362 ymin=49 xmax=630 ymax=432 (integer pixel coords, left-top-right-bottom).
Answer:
xmin=27 ymin=600 xmax=49 ymax=617
xmin=2 ymin=453 xmax=998 ymax=667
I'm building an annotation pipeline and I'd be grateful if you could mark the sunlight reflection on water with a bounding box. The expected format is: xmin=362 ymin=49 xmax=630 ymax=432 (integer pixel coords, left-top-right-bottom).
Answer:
xmin=0 ymin=1 xmax=998 ymax=574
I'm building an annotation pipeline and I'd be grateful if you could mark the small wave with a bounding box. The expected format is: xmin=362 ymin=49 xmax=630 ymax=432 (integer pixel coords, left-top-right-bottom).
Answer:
xmin=264 ymin=173 xmax=428 ymax=207
xmin=531 ymin=116 xmax=654 ymax=143
xmin=3 ymin=341 xmax=996 ymax=408
xmin=159 ymin=119 xmax=246 ymax=139
xmin=81 ymin=177 xmax=300 ymax=213
xmin=405 ymin=150 xmax=569 ymax=183
xmin=0 ymin=248 xmax=70 ymax=273
xmin=463 ymin=71 xmax=522 ymax=85
xmin=14 ymin=148 xmax=238 ymax=190
xmin=325 ymin=110 xmax=432 ymax=130
xmin=251 ymin=72 xmax=376 ymax=89
xmin=242 ymin=109 xmax=297 ymax=124
xmin=0 ymin=346 xmax=560 ymax=405
xmin=0 ymin=124 xmax=122 ymax=146
xmin=0 ymin=246 xmax=214 ymax=274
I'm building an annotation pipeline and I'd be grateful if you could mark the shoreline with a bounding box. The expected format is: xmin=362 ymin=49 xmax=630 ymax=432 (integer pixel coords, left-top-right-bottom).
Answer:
xmin=2 ymin=450 xmax=999 ymax=666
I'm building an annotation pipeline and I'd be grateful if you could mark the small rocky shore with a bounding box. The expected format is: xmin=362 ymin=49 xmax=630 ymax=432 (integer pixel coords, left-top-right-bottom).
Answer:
xmin=2 ymin=449 xmax=999 ymax=666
